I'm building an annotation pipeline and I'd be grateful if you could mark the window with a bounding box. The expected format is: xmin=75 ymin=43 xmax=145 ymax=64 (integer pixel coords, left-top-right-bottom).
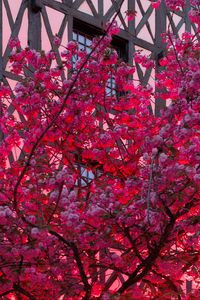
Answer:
xmin=72 ymin=19 xmax=128 ymax=96
xmin=75 ymin=164 xmax=95 ymax=187
xmin=72 ymin=30 xmax=92 ymax=53
xmin=106 ymin=76 xmax=116 ymax=96
xmin=72 ymin=19 xmax=128 ymax=60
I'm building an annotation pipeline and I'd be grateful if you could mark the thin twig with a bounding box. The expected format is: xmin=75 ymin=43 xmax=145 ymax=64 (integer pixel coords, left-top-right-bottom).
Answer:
xmin=147 ymin=156 xmax=154 ymax=224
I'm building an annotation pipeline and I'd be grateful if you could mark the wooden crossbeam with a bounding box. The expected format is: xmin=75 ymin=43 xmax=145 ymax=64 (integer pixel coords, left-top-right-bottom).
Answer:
xmin=0 ymin=0 xmax=2 ymax=81
xmin=58 ymin=14 xmax=68 ymax=38
xmin=3 ymin=0 xmax=14 ymax=30
xmin=104 ymin=0 xmax=124 ymax=22
xmin=166 ymin=12 xmax=179 ymax=37
xmin=135 ymin=5 xmax=154 ymax=41
xmin=111 ymin=0 xmax=128 ymax=31
xmin=41 ymin=6 xmax=66 ymax=81
xmin=136 ymin=0 xmax=154 ymax=42
xmin=86 ymin=0 xmax=98 ymax=18
xmin=72 ymin=0 xmax=85 ymax=10
xmin=3 ymin=0 xmax=27 ymax=69
xmin=176 ymin=18 xmax=185 ymax=33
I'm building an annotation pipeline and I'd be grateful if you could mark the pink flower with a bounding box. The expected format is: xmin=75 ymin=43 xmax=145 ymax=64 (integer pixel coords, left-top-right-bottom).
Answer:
xmin=8 ymin=37 xmax=20 ymax=48
xmin=53 ymin=35 xmax=61 ymax=46
xmin=151 ymin=0 xmax=161 ymax=9
xmin=67 ymin=41 xmax=77 ymax=51
xmin=31 ymin=227 xmax=40 ymax=238
xmin=125 ymin=10 xmax=137 ymax=21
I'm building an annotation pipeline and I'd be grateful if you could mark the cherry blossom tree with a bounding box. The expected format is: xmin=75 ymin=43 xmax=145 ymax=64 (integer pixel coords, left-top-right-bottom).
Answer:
xmin=0 ymin=1 xmax=199 ymax=299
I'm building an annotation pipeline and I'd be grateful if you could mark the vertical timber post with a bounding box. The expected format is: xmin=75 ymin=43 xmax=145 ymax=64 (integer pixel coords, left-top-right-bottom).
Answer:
xmin=0 ymin=0 xmax=3 ymax=143
xmin=185 ymin=0 xmax=191 ymax=32
xmin=155 ymin=0 xmax=166 ymax=116
xmin=98 ymin=0 xmax=104 ymax=20
xmin=28 ymin=0 xmax=42 ymax=50
xmin=67 ymin=0 xmax=73 ymax=43
xmin=128 ymin=0 xmax=135 ymax=65
xmin=0 ymin=0 xmax=2 ymax=81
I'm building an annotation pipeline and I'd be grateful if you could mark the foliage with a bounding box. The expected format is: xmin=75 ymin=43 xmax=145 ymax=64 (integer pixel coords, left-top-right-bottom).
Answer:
xmin=0 ymin=1 xmax=199 ymax=299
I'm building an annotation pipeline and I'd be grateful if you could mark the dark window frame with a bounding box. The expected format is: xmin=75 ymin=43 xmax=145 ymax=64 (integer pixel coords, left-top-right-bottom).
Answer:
xmin=73 ymin=18 xmax=129 ymax=62
xmin=73 ymin=18 xmax=129 ymax=98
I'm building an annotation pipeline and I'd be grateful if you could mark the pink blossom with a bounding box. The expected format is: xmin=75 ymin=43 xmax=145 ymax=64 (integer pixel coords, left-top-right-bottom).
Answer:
xmin=53 ymin=35 xmax=61 ymax=46
xmin=8 ymin=37 xmax=20 ymax=48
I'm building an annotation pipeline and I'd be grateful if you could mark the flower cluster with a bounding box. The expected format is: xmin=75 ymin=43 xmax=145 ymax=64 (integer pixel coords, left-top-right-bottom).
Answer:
xmin=0 ymin=3 xmax=199 ymax=299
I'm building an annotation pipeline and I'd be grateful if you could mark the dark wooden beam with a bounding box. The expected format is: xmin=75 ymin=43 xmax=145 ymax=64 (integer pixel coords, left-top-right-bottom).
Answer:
xmin=28 ymin=0 xmax=42 ymax=50
xmin=128 ymin=0 xmax=135 ymax=65
xmin=3 ymin=0 xmax=27 ymax=69
xmin=155 ymin=0 xmax=167 ymax=116
xmin=3 ymin=0 xmax=14 ymax=30
xmin=0 ymin=0 xmax=2 ymax=81
xmin=30 ymin=0 xmax=42 ymax=13
xmin=98 ymin=0 xmax=103 ymax=17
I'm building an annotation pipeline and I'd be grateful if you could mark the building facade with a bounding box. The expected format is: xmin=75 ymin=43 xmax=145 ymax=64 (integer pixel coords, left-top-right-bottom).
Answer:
xmin=0 ymin=0 xmax=197 ymax=292
xmin=0 ymin=0 xmax=197 ymax=115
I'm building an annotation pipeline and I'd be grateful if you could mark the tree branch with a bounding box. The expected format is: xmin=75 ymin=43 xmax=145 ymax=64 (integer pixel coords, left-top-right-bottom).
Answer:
xmin=117 ymin=217 xmax=176 ymax=294
xmin=0 ymin=289 xmax=14 ymax=297
xmin=48 ymin=229 xmax=91 ymax=298
xmin=13 ymin=0 xmax=126 ymax=212
xmin=13 ymin=283 xmax=37 ymax=300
